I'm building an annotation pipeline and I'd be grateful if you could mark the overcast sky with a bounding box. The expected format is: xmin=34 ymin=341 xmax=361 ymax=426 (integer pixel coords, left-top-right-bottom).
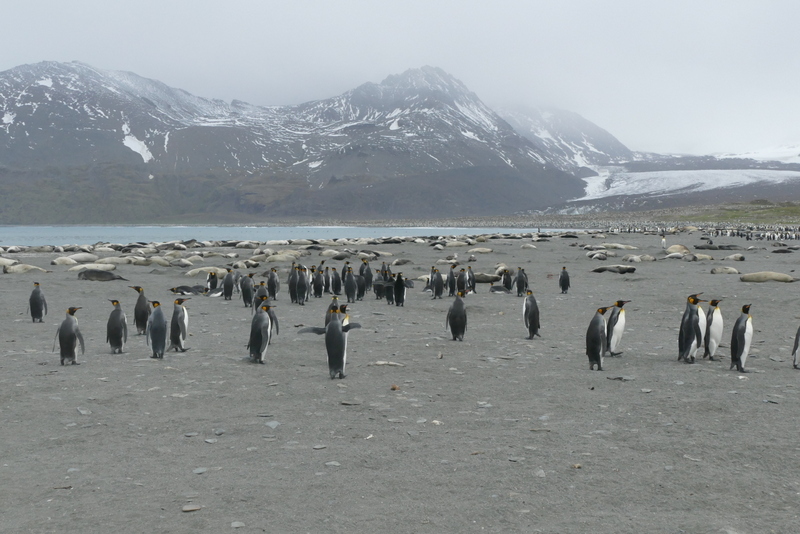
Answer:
xmin=2 ymin=1 xmax=798 ymax=155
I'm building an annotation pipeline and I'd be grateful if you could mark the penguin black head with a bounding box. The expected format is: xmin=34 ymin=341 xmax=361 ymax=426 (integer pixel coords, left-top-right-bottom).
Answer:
xmin=130 ymin=285 xmax=143 ymax=293
xmin=688 ymin=294 xmax=705 ymax=304
xmin=247 ymin=273 xmax=255 ymax=278
xmin=151 ymin=301 xmax=161 ymax=308
xmin=259 ymin=281 xmax=266 ymax=286
xmin=340 ymin=304 xmax=349 ymax=314
xmin=709 ymin=299 xmax=722 ymax=306
xmin=175 ymin=298 xmax=190 ymax=305
xmin=597 ymin=307 xmax=611 ymax=315
xmin=526 ymin=290 xmax=533 ymax=296
xmin=562 ymin=266 xmax=567 ymax=270
xmin=33 ymin=282 xmax=40 ymax=286
xmin=67 ymin=307 xmax=81 ymax=315
xmin=742 ymin=304 xmax=752 ymax=314
xmin=109 ymin=299 xmax=120 ymax=306
xmin=614 ymin=300 xmax=631 ymax=307
xmin=208 ymin=272 xmax=217 ymax=278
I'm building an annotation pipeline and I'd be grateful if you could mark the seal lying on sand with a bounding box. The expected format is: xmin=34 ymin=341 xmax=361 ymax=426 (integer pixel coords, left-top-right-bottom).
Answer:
xmin=77 ymin=269 xmax=128 ymax=281
xmin=739 ymin=271 xmax=796 ymax=283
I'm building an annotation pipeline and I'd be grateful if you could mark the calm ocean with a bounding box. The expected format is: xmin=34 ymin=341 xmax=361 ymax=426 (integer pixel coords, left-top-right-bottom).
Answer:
xmin=0 ymin=225 xmax=556 ymax=247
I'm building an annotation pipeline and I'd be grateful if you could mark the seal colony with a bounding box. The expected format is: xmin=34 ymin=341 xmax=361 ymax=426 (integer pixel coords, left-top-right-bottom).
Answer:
xmin=3 ymin=224 xmax=800 ymax=532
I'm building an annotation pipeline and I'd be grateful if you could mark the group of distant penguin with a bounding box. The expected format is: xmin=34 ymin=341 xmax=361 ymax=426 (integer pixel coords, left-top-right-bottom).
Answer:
xmin=29 ymin=247 xmax=800 ymax=378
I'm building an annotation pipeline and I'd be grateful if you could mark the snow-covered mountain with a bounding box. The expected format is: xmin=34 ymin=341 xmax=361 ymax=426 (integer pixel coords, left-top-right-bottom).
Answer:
xmin=0 ymin=60 xmax=798 ymax=222
xmin=0 ymin=61 xmax=608 ymax=221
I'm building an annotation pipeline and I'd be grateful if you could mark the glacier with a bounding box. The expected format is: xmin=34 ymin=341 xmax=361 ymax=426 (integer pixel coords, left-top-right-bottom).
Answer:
xmin=575 ymin=168 xmax=800 ymax=201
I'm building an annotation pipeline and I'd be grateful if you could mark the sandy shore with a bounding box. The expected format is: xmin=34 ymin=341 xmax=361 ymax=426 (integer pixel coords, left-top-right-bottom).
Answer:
xmin=2 ymin=228 xmax=799 ymax=533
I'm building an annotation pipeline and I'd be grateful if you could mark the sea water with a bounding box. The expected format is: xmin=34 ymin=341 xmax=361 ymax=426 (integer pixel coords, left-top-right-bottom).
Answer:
xmin=0 ymin=225 xmax=562 ymax=247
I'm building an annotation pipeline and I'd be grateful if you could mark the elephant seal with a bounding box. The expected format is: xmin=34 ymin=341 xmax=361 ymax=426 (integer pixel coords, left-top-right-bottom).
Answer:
xmin=68 ymin=263 xmax=116 ymax=272
xmin=77 ymin=269 xmax=128 ymax=281
xmin=711 ymin=266 xmax=740 ymax=274
xmin=4 ymin=264 xmax=51 ymax=274
xmin=591 ymin=265 xmax=636 ymax=274
xmin=739 ymin=271 xmax=796 ymax=283
xmin=666 ymin=244 xmax=691 ymax=255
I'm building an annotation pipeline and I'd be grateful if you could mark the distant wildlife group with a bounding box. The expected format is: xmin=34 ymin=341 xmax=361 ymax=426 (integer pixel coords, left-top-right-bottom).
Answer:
xmin=20 ymin=229 xmax=800 ymax=379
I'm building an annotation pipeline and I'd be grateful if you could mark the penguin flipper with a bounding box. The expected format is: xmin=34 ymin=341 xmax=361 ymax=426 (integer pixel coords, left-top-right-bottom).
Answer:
xmin=77 ymin=329 xmax=85 ymax=355
xmin=342 ymin=323 xmax=361 ymax=332
xmin=43 ymin=296 xmax=48 ymax=315
xmin=123 ymin=315 xmax=128 ymax=343
xmin=53 ymin=327 xmax=60 ymax=352
xmin=297 ymin=326 xmax=326 ymax=335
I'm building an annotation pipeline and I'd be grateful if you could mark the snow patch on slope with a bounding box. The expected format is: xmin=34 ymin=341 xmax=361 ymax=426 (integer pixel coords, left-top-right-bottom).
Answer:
xmin=121 ymin=122 xmax=153 ymax=163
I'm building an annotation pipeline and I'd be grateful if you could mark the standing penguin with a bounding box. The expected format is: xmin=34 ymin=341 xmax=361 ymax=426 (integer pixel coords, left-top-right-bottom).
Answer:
xmin=129 ymin=285 xmax=150 ymax=335
xmin=678 ymin=294 xmax=705 ymax=364
xmin=240 ymin=273 xmax=255 ymax=308
xmin=106 ymin=299 xmax=128 ymax=354
xmin=446 ymin=265 xmax=457 ymax=297
xmin=28 ymin=282 xmax=47 ymax=323
xmin=146 ymin=301 xmax=168 ymax=359
xmin=606 ymin=300 xmax=630 ymax=357
xmin=431 ymin=269 xmax=444 ymax=299
xmin=792 ymin=324 xmax=800 ymax=370
xmin=296 ymin=266 xmax=308 ymax=306
xmin=586 ymin=306 xmax=610 ymax=371
xmin=466 ymin=266 xmax=476 ymax=293
xmin=360 ymin=259 xmax=373 ymax=291
xmin=54 ymin=307 xmax=84 ymax=365
xmin=344 ymin=267 xmax=357 ymax=303
xmin=330 ymin=267 xmax=342 ymax=295
xmin=206 ymin=271 xmax=218 ymax=290
xmin=514 ymin=267 xmax=528 ymax=297
xmin=299 ymin=307 xmax=361 ymax=379
xmin=288 ymin=263 xmax=298 ymax=303
xmin=167 ymin=298 xmax=190 ymax=352
xmin=730 ymin=304 xmax=753 ymax=373
xmin=446 ymin=291 xmax=467 ymax=341
xmin=222 ymin=268 xmax=235 ymax=300
xmin=267 ymin=268 xmax=280 ymax=300
xmin=502 ymin=269 xmax=513 ymax=291
xmin=703 ymin=299 xmax=723 ymax=361
xmin=522 ymin=290 xmax=541 ymax=339
xmin=247 ymin=302 xmax=273 ymax=364
xmin=559 ymin=267 xmax=570 ymax=294
xmin=394 ymin=272 xmax=406 ymax=307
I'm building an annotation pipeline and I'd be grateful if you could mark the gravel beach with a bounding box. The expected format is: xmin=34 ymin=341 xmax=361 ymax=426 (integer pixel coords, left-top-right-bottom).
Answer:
xmin=2 ymin=227 xmax=799 ymax=533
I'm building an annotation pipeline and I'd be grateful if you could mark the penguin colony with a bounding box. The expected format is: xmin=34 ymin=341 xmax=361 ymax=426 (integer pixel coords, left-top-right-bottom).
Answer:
xmin=15 ymin=228 xmax=798 ymax=379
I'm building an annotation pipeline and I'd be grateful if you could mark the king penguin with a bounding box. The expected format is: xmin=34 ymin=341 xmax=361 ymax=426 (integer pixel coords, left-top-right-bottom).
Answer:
xmin=299 ymin=306 xmax=361 ymax=379
xmin=523 ymin=289 xmax=541 ymax=339
xmin=130 ymin=285 xmax=151 ymax=335
xmin=394 ymin=272 xmax=406 ymax=307
xmin=106 ymin=299 xmax=128 ymax=354
xmin=254 ymin=295 xmax=279 ymax=342
xmin=267 ymin=268 xmax=280 ymax=300
xmin=168 ymin=298 xmax=190 ymax=352
xmin=559 ymin=267 xmax=570 ymax=294
xmin=678 ymin=294 xmax=705 ymax=364
xmin=146 ymin=301 xmax=168 ymax=359
xmin=222 ymin=268 xmax=235 ymax=300
xmin=606 ymin=300 xmax=630 ymax=356
xmin=446 ymin=291 xmax=467 ymax=341
xmin=431 ymin=268 xmax=444 ymax=299
xmin=792 ymin=324 xmax=800 ymax=370
xmin=248 ymin=302 xmax=273 ymax=364
xmin=54 ymin=307 xmax=84 ymax=365
xmin=240 ymin=272 xmax=255 ymax=307
xmin=730 ymin=304 xmax=753 ymax=373
xmin=703 ymin=299 xmax=723 ymax=360
xmin=586 ymin=306 xmax=610 ymax=371
xmin=28 ymin=281 xmax=47 ymax=323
